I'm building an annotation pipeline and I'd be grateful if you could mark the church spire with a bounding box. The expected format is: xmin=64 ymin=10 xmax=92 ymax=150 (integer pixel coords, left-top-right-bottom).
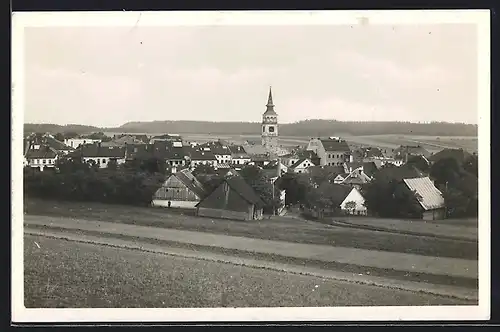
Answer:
xmin=266 ymin=86 xmax=274 ymax=107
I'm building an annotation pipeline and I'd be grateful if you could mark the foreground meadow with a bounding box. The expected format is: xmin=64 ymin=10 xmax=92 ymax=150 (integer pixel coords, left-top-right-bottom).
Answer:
xmin=24 ymin=235 xmax=474 ymax=308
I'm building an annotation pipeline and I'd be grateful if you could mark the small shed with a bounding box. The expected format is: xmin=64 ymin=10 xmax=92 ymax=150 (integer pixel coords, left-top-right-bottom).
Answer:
xmin=403 ymin=177 xmax=446 ymax=220
xmin=196 ymin=176 xmax=265 ymax=221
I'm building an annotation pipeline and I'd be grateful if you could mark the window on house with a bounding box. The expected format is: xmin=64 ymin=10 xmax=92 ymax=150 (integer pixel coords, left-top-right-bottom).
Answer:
xmin=42 ymin=159 xmax=46 ymax=164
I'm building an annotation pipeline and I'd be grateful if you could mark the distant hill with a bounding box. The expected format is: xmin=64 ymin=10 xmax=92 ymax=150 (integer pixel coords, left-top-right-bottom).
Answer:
xmin=24 ymin=123 xmax=101 ymax=134
xmin=24 ymin=120 xmax=478 ymax=137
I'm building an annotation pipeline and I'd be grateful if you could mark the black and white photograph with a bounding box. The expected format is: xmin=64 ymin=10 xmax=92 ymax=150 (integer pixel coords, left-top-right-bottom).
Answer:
xmin=11 ymin=10 xmax=490 ymax=323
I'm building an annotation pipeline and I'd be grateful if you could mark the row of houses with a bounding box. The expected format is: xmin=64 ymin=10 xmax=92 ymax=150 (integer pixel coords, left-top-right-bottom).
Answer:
xmin=150 ymin=168 xmax=268 ymax=221
xmin=148 ymin=163 xmax=450 ymax=222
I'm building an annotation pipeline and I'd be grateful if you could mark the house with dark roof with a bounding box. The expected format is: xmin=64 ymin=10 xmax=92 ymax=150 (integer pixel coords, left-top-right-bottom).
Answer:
xmin=25 ymin=133 xmax=74 ymax=155
xmin=343 ymin=161 xmax=378 ymax=178
xmin=25 ymin=145 xmax=59 ymax=171
xmin=428 ymin=148 xmax=473 ymax=165
xmin=280 ymin=153 xmax=301 ymax=167
xmin=230 ymin=145 xmax=251 ymax=168
xmin=249 ymin=154 xmax=272 ymax=168
xmin=339 ymin=167 xmax=372 ymax=188
xmin=201 ymin=141 xmax=233 ymax=165
xmin=152 ymin=169 xmax=207 ymax=209
xmin=297 ymin=150 xmax=321 ymax=166
xmin=394 ymin=145 xmax=431 ymax=162
xmin=373 ymin=164 xmax=425 ymax=183
xmin=305 ymin=165 xmax=345 ymax=185
xmin=189 ymin=148 xmax=217 ymax=169
xmin=102 ymin=135 xmax=146 ymax=147
xmin=289 ymin=158 xmax=315 ymax=174
xmin=306 ymin=137 xmax=351 ymax=167
xmin=402 ymin=177 xmax=446 ymax=220
xmin=71 ymin=143 xmax=126 ymax=168
xmin=64 ymin=137 xmax=102 ymax=149
xmin=195 ymin=176 xmax=265 ymax=221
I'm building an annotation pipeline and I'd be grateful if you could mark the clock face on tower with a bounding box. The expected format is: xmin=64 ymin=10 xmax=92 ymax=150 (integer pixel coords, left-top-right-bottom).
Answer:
xmin=269 ymin=126 xmax=275 ymax=133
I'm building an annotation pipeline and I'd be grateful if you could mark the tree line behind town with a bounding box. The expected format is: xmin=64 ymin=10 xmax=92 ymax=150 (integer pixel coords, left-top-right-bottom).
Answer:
xmin=24 ymin=120 xmax=478 ymax=137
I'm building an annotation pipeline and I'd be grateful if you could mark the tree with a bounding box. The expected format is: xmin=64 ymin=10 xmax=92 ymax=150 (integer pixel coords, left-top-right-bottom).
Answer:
xmin=107 ymin=159 xmax=118 ymax=171
xmin=463 ymin=154 xmax=478 ymax=177
xmin=63 ymin=131 xmax=79 ymax=139
xmin=53 ymin=133 xmax=65 ymax=142
xmin=239 ymin=165 xmax=280 ymax=214
xmin=192 ymin=164 xmax=216 ymax=176
xmin=442 ymin=186 xmax=470 ymax=218
xmin=123 ymin=157 xmax=166 ymax=175
xmin=429 ymin=157 xmax=462 ymax=187
xmin=344 ymin=201 xmax=357 ymax=214
xmin=56 ymin=156 xmax=91 ymax=174
xmin=276 ymin=172 xmax=311 ymax=206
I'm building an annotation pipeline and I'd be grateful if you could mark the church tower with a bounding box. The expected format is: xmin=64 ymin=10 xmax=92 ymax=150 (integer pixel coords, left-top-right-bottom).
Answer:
xmin=261 ymin=86 xmax=279 ymax=151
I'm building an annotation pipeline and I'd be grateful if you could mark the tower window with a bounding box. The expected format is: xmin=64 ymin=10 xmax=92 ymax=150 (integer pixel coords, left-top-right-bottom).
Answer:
xmin=269 ymin=126 xmax=275 ymax=133
xmin=262 ymin=126 xmax=265 ymax=132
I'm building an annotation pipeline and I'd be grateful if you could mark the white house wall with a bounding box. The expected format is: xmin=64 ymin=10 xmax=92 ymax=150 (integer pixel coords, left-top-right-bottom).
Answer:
xmin=340 ymin=188 xmax=367 ymax=213
xmin=151 ymin=200 xmax=198 ymax=209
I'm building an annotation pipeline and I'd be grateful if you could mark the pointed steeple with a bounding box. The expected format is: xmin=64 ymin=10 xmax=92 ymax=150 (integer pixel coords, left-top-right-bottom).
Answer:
xmin=267 ymin=86 xmax=274 ymax=107
xmin=264 ymin=86 xmax=277 ymax=115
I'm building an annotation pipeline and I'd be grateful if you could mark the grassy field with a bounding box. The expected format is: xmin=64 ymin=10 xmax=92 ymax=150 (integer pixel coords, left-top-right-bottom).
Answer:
xmin=341 ymin=135 xmax=478 ymax=153
xmin=124 ymin=132 xmax=477 ymax=152
xmin=24 ymin=235 xmax=473 ymax=308
xmin=24 ymin=198 xmax=478 ymax=260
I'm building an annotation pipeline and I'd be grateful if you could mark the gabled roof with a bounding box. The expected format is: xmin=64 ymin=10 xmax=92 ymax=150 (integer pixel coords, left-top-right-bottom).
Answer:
xmin=44 ymin=136 xmax=74 ymax=151
xmin=73 ymin=144 xmax=126 ymax=158
xmin=428 ymin=148 xmax=473 ymax=164
xmin=174 ymin=169 xmax=206 ymax=198
xmin=373 ymin=164 xmax=425 ymax=183
xmin=320 ymin=138 xmax=351 ymax=152
xmin=290 ymin=158 xmax=314 ymax=169
xmin=341 ymin=169 xmax=372 ymax=185
xmin=307 ymin=165 xmax=344 ymax=179
xmin=297 ymin=150 xmax=320 ymax=162
xmin=229 ymin=145 xmax=249 ymax=156
xmin=103 ymin=135 xmax=145 ymax=147
xmin=215 ymin=167 xmax=240 ymax=177
xmin=190 ymin=149 xmax=217 ymax=161
xmin=364 ymin=147 xmax=384 ymax=158
xmin=403 ymin=177 xmax=445 ymax=211
xmin=251 ymin=154 xmax=271 ymax=162
xmin=197 ymin=176 xmax=264 ymax=208
xmin=394 ymin=145 xmax=431 ymax=158
xmin=227 ymin=176 xmax=265 ymax=206
xmin=318 ymin=182 xmax=352 ymax=204
xmin=26 ymin=146 xmax=58 ymax=159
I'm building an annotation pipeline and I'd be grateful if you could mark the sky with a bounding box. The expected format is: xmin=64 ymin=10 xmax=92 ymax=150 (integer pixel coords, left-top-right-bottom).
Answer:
xmin=23 ymin=23 xmax=478 ymax=127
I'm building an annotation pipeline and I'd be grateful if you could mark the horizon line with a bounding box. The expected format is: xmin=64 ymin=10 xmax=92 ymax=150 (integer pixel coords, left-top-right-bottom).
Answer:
xmin=24 ymin=119 xmax=479 ymax=128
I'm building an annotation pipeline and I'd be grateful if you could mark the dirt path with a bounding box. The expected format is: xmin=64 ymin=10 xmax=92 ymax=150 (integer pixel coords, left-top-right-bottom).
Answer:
xmin=24 ymin=215 xmax=478 ymax=279
xmin=24 ymin=230 xmax=478 ymax=303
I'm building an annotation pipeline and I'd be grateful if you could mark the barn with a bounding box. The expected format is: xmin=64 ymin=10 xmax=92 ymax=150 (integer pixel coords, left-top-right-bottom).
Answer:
xmin=195 ymin=176 xmax=265 ymax=221
xmin=152 ymin=169 xmax=206 ymax=209
xmin=403 ymin=177 xmax=446 ymax=220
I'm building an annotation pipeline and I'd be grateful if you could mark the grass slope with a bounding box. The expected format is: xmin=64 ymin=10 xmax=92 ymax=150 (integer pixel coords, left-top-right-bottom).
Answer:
xmin=24 ymin=198 xmax=478 ymax=260
xmin=24 ymin=235 xmax=473 ymax=308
